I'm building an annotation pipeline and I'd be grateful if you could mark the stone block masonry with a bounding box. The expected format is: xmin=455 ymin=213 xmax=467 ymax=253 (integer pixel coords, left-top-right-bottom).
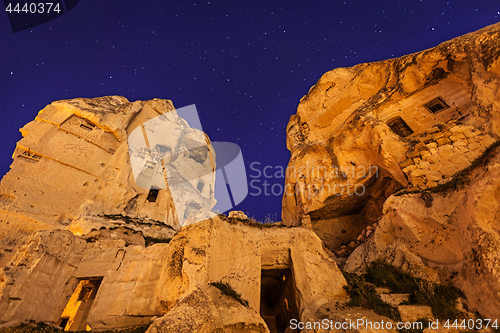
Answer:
xmin=399 ymin=120 xmax=497 ymax=191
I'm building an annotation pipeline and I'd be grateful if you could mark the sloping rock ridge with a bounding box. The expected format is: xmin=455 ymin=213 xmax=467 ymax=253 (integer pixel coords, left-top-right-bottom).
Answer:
xmin=283 ymin=22 xmax=500 ymax=319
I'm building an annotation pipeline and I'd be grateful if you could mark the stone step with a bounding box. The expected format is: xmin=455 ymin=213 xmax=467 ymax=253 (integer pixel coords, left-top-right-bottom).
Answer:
xmin=379 ymin=293 xmax=410 ymax=307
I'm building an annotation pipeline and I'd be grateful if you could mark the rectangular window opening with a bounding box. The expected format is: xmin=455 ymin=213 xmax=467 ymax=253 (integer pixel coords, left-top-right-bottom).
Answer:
xmin=147 ymin=188 xmax=160 ymax=202
xmin=80 ymin=120 xmax=96 ymax=131
xmin=18 ymin=149 xmax=42 ymax=163
xmin=387 ymin=117 xmax=414 ymax=137
xmin=424 ymin=97 xmax=450 ymax=114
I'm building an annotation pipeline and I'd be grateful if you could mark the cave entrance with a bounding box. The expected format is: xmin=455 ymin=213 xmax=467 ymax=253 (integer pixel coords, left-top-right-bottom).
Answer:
xmin=260 ymin=269 xmax=299 ymax=333
xmin=58 ymin=277 xmax=102 ymax=331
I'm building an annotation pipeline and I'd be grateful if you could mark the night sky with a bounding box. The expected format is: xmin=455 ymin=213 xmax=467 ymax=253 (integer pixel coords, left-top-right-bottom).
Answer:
xmin=1 ymin=1 xmax=499 ymax=221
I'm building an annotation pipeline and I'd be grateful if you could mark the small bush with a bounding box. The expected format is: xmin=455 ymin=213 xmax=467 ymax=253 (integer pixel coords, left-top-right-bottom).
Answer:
xmin=415 ymin=284 xmax=462 ymax=319
xmin=366 ymin=261 xmax=419 ymax=294
xmin=341 ymin=270 xmax=399 ymax=320
xmin=366 ymin=261 xmax=463 ymax=320
xmin=342 ymin=262 xmax=464 ymax=321
xmin=210 ymin=281 xmax=249 ymax=307
xmin=218 ymin=212 xmax=289 ymax=229
xmin=229 ymin=217 xmax=288 ymax=229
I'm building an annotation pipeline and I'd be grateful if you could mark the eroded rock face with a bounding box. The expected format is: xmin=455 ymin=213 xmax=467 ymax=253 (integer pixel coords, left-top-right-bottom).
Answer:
xmin=282 ymin=23 xmax=500 ymax=253
xmin=0 ymin=216 xmax=348 ymax=332
xmin=282 ymin=22 xmax=500 ymax=319
xmin=0 ymin=97 xmax=216 ymax=237
xmin=345 ymin=144 xmax=500 ymax=319
xmin=156 ymin=217 xmax=348 ymax=331
xmin=0 ymin=97 xmax=349 ymax=332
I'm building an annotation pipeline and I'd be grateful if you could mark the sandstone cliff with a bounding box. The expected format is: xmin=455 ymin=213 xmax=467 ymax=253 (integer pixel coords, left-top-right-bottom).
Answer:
xmin=0 ymin=97 xmax=350 ymax=333
xmin=1 ymin=22 xmax=500 ymax=333
xmin=283 ymin=22 xmax=500 ymax=319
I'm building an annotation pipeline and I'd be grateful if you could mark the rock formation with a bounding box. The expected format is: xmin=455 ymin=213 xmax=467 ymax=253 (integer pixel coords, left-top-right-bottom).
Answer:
xmin=0 ymin=96 xmax=219 ymax=235
xmin=283 ymin=22 xmax=500 ymax=319
xmin=2 ymin=22 xmax=500 ymax=333
xmin=0 ymin=97 xmax=349 ymax=332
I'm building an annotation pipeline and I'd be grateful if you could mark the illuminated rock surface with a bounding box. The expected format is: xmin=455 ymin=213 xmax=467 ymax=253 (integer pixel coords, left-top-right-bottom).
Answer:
xmin=1 ymin=22 xmax=500 ymax=333
xmin=284 ymin=22 xmax=500 ymax=319
xmin=0 ymin=97 xmax=348 ymax=332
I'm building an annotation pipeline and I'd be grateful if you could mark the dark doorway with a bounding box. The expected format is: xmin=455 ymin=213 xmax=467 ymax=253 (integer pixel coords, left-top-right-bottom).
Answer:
xmin=59 ymin=318 xmax=69 ymax=329
xmin=260 ymin=269 xmax=299 ymax=333
xmin=59 ymin=277 xmax=102 ymax=331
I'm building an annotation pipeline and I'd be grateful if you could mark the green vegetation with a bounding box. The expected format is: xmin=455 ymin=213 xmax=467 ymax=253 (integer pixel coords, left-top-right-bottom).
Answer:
xmin=232 ymin=217 xmax=288 ymax=229
xmin=342 ymin=270 xmax=399 ymax=320
xmin=0 ymin=321 xmax=149 ymax=333
xmin=367 ymin=261 xmax=463 ymax=319
xmin=144 ymin=236 xmax=171 ymax=247
xmin=210 ymin=281 xmax=249 ymax=307
xmin=366 ymin=261 xmax=421 ymax=294
xmin=342 ymin=261 xmax=463 ymax=321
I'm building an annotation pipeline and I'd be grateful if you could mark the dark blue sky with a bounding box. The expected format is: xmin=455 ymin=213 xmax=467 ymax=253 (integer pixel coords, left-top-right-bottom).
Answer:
xmin=1 ymin=1 xmax=499 ymax=221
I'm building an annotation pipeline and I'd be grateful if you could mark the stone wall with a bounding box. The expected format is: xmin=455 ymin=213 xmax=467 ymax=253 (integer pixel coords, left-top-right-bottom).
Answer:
xmin=399 ymin=121 xmax=497 ymax=191
xmin=0 ymin=230 xmax=87 ymax=324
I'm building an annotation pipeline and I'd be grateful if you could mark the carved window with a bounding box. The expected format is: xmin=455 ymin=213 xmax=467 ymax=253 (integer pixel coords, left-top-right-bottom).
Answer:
xmin=80 ymin=120 xmax=96 ymax=131
xmin=18 ymin=149 xmax=41 ymax=163
xmin=147 ymin=188 xmax=159 ymax=202
xmin=387 ymin=117 xmax=414 ymax=137
xmin=424 ymin=97 xmax=449 ymax=114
